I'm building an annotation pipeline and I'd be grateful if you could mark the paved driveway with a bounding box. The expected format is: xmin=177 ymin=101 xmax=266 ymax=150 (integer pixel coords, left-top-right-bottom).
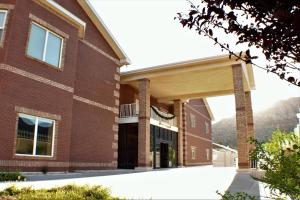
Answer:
xmin=0 ymin=166 xmax=269 ymax=199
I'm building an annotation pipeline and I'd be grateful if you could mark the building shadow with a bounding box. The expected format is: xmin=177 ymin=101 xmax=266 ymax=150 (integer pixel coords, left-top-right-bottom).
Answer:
xmin=25 ymin=167 xmax=173 ymax=181
xmin=225 ymin=172 xmax=264 ymax=200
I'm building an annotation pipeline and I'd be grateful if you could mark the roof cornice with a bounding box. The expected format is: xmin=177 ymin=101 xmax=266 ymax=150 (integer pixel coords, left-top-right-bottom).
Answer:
xmin=77 ymin=0 xmax=131 ymax=65
xmin=33 ymin=0 xmax=86 ymax=38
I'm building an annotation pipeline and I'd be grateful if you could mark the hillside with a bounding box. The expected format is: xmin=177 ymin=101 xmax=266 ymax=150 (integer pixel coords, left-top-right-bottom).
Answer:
xmin=212 ymin=97 xmax=300 ymax=148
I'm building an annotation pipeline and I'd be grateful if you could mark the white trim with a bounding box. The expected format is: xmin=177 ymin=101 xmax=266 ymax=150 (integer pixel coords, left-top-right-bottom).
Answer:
xmin=191 ymin=146 xmax=196 ymax=160
xmin=16 ymin=113 xmax=55 ymax=158
xmin=118 ymin=116 xmax=138 ymax=124
xmin=206 ymin=148 xmax=210 ymax=160
xmin=190 ymin=113 xmax=196 ymax=128
xmin=42 ymin=31 xmax=49 ymax=61
xmin=121 ymin=54 xmax=237 ymax=75
xmin=150 ymin=118 xmax=178 ymax=132
xmin=212 ymin=142 xmax=237 ymax=153
xmin=47 ymin=0 xmax=86 ymax=27
xmin=34 ymin=0 xmax=86 ymax=38
xmin=202 ymin=98 xmax=215 ymax=121
xmin=32 ymin=117 xmax=38 ymax=156
xmin=78 ymin=0 xmax=130 ymax=64
xmin=118 ymin=116 xmax=179 ymax=132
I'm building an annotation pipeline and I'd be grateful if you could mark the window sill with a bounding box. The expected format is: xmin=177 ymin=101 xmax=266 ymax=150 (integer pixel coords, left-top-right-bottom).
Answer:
xmin=25 ymin=54 xmax=63 ymax=72
xmin=14 ymin=154 xmax=55 ymax=160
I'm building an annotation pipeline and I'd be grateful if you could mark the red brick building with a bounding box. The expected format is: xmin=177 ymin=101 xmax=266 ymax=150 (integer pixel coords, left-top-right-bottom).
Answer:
xmin=118 ymin=84 xmax=214 ymax=169
xmin=0 ymin=0 xmax=129 ymax=171
xmin=0 ymin=0 xmax=255 ymax=171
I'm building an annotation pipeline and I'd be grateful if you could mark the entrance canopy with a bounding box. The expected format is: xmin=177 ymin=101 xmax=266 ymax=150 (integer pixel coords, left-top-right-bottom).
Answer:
xmin=121 ymin=55 xmax=255 ymax=103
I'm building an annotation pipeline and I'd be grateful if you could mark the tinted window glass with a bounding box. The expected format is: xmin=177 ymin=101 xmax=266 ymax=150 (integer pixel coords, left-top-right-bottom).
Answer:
xmin=45 ymin=32 xmax=61 ymax=67
xmin=16 ymin=115 xmax=36 ymax=155
xmin=27 ymin=24 xmax=46 ymax=60
xmin=36 ymin=118 xmax=54 ymax=156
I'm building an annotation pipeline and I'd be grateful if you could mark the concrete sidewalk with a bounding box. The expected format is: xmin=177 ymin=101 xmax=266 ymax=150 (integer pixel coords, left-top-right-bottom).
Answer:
xmin=0 ymin=166 xmax=271 ymax=199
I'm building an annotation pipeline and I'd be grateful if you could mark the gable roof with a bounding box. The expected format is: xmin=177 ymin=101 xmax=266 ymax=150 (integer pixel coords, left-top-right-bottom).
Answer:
xmin=203 ymin=98 xmax=215 ymax=121
xmin=77 ymin=0 xmax=131 ymax=65
xmin=34 ymin=0 xmax=130 ymax=66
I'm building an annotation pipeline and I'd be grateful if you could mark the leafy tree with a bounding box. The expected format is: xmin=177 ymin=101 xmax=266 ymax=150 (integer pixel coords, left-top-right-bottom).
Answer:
xmin=250 ymin=130 xmax=300 ymax=200
xmin=176 ymin=0 xmax=300 ymax=87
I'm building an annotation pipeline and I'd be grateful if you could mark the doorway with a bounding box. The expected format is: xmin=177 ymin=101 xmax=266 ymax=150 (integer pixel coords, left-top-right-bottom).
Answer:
xmin=160 ymin=143 xmax=169 ymax=168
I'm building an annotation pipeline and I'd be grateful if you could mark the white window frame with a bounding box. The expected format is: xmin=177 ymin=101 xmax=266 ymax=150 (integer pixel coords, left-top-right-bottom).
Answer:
xmin=0 ymin=10 xmax=8 ymax=41
xmin=205 ymin=121 xmax=210 ymax=134
xmin=16 ymin=113 xmax=55 ymax=158
xmin=191 ymin=146 xmax=196 ymax=160
xmin=190 ymin=114 xmax=196 ymax=128
xmin=27 ymin=22 xmax=64 ymax=68
xmin=206 ymin=149 xmax=210 ymax=160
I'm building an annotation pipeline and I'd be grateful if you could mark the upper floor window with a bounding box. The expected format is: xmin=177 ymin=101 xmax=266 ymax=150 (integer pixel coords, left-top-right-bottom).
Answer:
xmin=190 ymin=114 xmax=196 ymax=128
xmin=205 ymin=121 xmax=210 ymax=134
xmin=16 ymin=113 xmax=55 ymax=157
xmin=0 ymin=10 xmax=8 ymax=43
xmin=27 ymin=23 xmax=63 ymax=68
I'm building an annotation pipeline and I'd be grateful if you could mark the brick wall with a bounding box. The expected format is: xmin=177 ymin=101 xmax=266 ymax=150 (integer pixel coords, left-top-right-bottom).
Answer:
xmin=185 ymin=99 xmax=213 ymax=166
xmin=0 ymin=0 xmax=120 ymax=171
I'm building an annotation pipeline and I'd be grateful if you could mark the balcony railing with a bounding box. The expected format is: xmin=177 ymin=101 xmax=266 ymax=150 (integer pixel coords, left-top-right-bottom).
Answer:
xmin=119 ymin=103 xmax=177 ymax=127
xmin=119 ymin=103 xmax=139 ymax=118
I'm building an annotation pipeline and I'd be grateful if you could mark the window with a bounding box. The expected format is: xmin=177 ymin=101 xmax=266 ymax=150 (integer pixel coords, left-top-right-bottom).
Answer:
xmin=0 ymin=10 xmax=8 ymax=43
xmin=206 ymin=149 xmax=210 ymax=160
xmin=191 ymin=147 xmax=196 ymax=160
xmin=205 ymin=121 xmax=210 ymax=134
xmin=16 ymin=114 xmax=55 ymax=157
xmin=190 ymin=114 xmax=196 ymax=128
xmin=27 ymin=23 xmax=63 ymax=68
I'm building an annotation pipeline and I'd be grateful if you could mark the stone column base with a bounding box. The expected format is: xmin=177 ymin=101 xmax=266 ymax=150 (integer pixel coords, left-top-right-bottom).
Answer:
xmin=134 ymin=167 xmax=153 ymax=171
xmin=236 ymin=168 xmax=252 ymax=173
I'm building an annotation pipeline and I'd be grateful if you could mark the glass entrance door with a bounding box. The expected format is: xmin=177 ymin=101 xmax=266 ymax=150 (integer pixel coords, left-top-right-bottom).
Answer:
xmin=160 ymin=143 xmax=169 ymax=168
xmin=151 ymin=125 xmax=178 ymax=169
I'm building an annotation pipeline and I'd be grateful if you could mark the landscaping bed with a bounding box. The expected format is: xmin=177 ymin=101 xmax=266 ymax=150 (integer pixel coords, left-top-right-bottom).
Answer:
xmin=0 ymin=185 xmax=122 ymax=200
xmin=0 ymin=172 xmax=26 ymax=182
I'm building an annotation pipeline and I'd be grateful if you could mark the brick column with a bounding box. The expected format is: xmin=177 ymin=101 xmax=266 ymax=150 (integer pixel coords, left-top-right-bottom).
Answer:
xmin=174 ymin=100 xmax=183 ymax=166
xmin=232 ymin=64 xmax=249 ymax=169
xmin=245 ymin=91 xmax=255 ymax=167
xmin=182 ymin=102 xmax=187 ymax=166
xmin=137 ymin=78 xmax=151 ymax=168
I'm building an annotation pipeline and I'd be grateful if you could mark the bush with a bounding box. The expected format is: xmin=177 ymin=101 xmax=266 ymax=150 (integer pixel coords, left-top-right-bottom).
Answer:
xmin=217 ymin=191 xmax=257 ymax=200
xmin=250 ymin=130 xmax=300 ymax=200
xmin=0 ymin=172 xmax=26 ymax=182
xmin=0 ymin=185 xmax=122 ymax=200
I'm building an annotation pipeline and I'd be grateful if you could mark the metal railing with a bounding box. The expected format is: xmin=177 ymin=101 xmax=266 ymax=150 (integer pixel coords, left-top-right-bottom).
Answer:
xmin=119 ymin=103 xmax=177 ymax=127
xmin=119 ymin=103 xmax=139 ymax=118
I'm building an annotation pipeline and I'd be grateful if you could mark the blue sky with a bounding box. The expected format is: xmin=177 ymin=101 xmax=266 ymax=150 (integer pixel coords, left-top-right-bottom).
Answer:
xmin=90 ymin=0 xmax=300 ymax=122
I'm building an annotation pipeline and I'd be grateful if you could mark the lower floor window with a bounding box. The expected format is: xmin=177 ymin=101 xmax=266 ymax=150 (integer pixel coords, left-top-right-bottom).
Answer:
xmin=16 ymin=114 xmax=55 ymax=157
xmin=206 ymin=149 xmax=210 ymax=160
xmin=191 ymin=147 xmax=196 ymax=160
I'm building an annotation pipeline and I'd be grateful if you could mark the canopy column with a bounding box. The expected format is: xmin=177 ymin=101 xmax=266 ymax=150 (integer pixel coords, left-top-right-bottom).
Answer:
xmin=137 ymin=78 xmax=151 ymax=168
xmin=174 ymin=100 xmax=184 ymax=166
xmin=232 ymin=64 xmax=249 ymax=169
xmin=245 ymin=91 xmax=255 ymax=167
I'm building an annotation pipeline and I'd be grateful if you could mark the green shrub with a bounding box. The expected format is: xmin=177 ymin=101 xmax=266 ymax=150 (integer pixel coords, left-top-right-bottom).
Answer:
xmin=0 ymin=185 xmax=122 ymax=200
xmin=217 ymin=191 xmax=257 ymax=200
xmin=0 ymin=172 xmax=26 ymax=182
xmin=250 ymin=130 xmax=300 ymax=200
